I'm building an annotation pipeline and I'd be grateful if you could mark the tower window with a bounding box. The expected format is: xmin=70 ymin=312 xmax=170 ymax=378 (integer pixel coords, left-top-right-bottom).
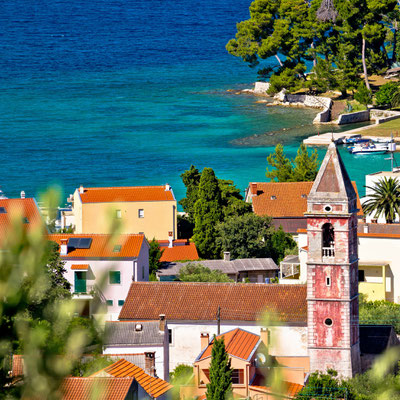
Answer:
xmin=326 ymin=276 xmax=331 ymax=286
xmin=324 ymin=318 xmax=333 ymax=326
xmin=322 ymin=223 xmax=335 ymax=257
xmin=324 ymin=205 xmax=332 ymax=212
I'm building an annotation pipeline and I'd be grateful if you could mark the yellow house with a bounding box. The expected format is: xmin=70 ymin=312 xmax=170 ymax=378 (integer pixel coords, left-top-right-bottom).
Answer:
xmin=72 ymin=185 xmax=177 ymax=240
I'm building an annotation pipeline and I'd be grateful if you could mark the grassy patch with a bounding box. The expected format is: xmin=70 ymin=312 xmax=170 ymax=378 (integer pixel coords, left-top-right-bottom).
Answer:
xmin=360 ymin=118 xmax=400 ymax=137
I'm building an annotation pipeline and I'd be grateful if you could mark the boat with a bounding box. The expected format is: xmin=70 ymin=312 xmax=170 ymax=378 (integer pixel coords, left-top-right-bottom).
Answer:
xmin=342 ymin=136 xmax=370 ymax=144
xmin=348 ymin=142 xmax=390 ymax=154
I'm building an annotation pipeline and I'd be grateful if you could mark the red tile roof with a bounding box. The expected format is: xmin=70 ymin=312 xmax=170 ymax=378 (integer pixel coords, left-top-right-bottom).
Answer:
xmin=119 ymin=282 xmax=307 ymax=323
xmin=249 ymin=181 xmax=363 ymax=217
xmin=158 ymin=240 xmax=199 ymax=262
xmin=48 ymin=234 xmax=145 ymax=259
xmin=93 ymin=359 xmax=172 ymax=398
xmin=0 ymin=198 xmax=45 ymax=244
xmin=60 ymin=377 xmax=133 ymax=400
xmin=78 ymin=186 xmax=175 ymax=203
xmin=250 ymin=380 xmax=303 ymax=399
xmin=11 ymin=355 xmax=24 ymax=377
xmin=71 ymin=264 xmax=90 ymax=270
xmin=198 ymin=328 xmax=260 ymax=361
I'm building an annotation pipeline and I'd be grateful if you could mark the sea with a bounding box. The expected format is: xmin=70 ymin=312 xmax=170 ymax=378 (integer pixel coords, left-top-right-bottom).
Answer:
xmin=0 ymin=0 xmax=394 ymax=204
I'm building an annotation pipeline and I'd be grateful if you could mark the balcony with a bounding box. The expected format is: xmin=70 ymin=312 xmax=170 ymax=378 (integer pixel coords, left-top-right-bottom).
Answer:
xmin=72 ymin=284 xmax=106 ymax=302
xmin=322 ymin=246 xmax=335 ymax=258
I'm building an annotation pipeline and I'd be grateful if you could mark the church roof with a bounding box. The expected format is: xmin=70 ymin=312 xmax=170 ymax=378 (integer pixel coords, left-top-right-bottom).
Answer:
xmin=308 ymin=142 xmax=356 ymax=210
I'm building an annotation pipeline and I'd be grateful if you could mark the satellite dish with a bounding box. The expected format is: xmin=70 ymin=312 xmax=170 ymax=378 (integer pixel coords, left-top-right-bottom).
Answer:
xmin=256 ymin=353 xmax=266 ymax=366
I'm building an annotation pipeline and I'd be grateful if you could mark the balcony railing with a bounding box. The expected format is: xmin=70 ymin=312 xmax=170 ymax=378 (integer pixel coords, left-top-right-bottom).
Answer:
xmin=322 ymin=246 xmax=335 ymax=258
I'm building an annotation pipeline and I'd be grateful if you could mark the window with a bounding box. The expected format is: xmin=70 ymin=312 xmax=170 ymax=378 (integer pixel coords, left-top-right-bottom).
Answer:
xmin=142 ymin=266 xmax=145 ymax=279
xmin=109 ymin=271 xmax=121 ymax=284
xmin=113 ymin=245 xmax=122 ymax=253
xmin=168 ymin=329 xmax=172 ymax=344
xmin=358 ymin=270 xmax=365 ymax=282
xmin=0 ymin=207 xmax=6 ymax=214
xmin=202 ymin=369 xmax=210 ymax=381
xmin=325 ymin=318 xmax=333 ymax=326
xmin=116 ymin=209 xmax=121 ymax=219
xmin=322 ymin=223 xmax=335 ymax=257
xmin=22 ymin=217 xmax=29 ymax=224
xmin=118 ymin=300 xmax=125 ymax=306
xmin=326 ymin=276 xmax=331 ymax=286
xmin=232 ymin=369 xmax=244 ymax=385
xmin=138 ymin=209 xmax=144 ymax=218
xmin=106 ymin=300 xmax=113 ymax=306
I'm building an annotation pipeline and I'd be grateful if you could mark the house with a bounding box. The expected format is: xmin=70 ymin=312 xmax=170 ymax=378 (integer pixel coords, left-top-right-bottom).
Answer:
xmin=120 ymin=143 xmax=400 ymax=378
xmin=293 ymin=222 xmax=400 ymax=302
xmin=245 ymin=181 xmax=363 ymax=236
xmin=180 ymin=328 xmax=305 ymax=400
xmin=118 ymin=281 xmax=309 ymax=371
xmin=0 ymin=196 xmax=46 ymax=245
xmin=70 ymin=185 xmax=177 ymax=240
xmin=158 ymin=235 xmax=199 ymax=265
xmin=90 ymin=359 xmax=172 ymax=400
xmin=103 ymin=317 xmax=169 ymax=380
xmin=48 ymin=233 xmax=149 ymax=320
xmin=157 ymin=251 xmax=278 ymax=282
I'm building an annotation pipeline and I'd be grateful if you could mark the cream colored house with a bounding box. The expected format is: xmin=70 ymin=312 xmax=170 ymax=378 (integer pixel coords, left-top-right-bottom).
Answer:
xmin=71 ymin=185 xmax=177 ymax=240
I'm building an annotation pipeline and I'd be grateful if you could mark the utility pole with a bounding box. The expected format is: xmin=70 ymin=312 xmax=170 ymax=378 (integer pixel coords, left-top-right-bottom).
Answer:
xmin=217 ymin=306 xmax=221 ymax=335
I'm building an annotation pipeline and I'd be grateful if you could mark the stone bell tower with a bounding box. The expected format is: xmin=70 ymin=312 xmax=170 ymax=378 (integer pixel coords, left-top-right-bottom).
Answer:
xmin=305 ymin=142 xmax=360 ymax=378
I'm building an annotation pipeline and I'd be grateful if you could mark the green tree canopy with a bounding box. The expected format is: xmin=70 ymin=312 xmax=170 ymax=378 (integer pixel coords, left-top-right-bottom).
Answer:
xmin=206 ymin=336 xmax=233 ymax=400
xmin=193 ymin=168 xmax=224 ymax=259
xmin=266 ymin=144 xmax=319 ymax=182
xmin=179 ymin=165 xmax=201 ymax=224
xmin=354 ymin=81 xmax=372 ymax=108
xmin=362 ymin=177 xmax=400 ymax=223
xmin=178 ymin=263 xmax=233 ymax=282
xmin=375 ymin=81 xmax=400 ymax=108
xmin=149 ymin=238 xmax=164 ymax=277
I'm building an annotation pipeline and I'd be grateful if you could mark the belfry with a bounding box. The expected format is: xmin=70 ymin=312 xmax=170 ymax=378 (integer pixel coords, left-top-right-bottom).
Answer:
xmin=305 ymin=142 xmax=361 ymax=378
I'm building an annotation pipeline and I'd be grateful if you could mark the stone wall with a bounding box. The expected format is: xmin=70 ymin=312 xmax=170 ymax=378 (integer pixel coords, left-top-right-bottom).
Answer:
xmin=337 ymin=110 xmax=370 ymax=125
xmin=370 ymin=109 xmax=400 ymax=124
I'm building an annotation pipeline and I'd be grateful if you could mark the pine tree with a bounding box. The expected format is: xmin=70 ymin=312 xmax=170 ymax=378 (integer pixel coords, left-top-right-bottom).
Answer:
xmin=292 ymin=144 xmax=319 ymax=182
xmin=206 ymin=336 xmax=233 ymax=400
xmin=193 ymin=168 xmax=223 ymax=259
xmin=179 ymin=165 xmax=201 ymax=224
xmin=149 ymin=238 xmax=164 ymax=276
xmin=266 ymin=144 xmax=294 ymax=182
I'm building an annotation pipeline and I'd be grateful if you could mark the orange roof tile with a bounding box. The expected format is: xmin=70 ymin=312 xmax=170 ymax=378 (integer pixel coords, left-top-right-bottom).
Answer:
xmin=198 ymin=328 xmax=260 ymax=361
xmin=250 ymin=381 xmax=303 ymax=399
xmin=93 ymin=359 xmax=172 ymax=398
xmin=0 ymin=198 xmax=45 ymax=244
xmin=250 ymin=181 xmax=363 ymax=217
xmin=119 ymin=282 xmax=307 ymax=323
xmin=48 ymin=234 xmax=145 ymax=259
xmin=78 ymin=186 xmax=174 ymax=203
xmin=158 ymin=240 xmax=199 ymax=262
xmin=11 ymin=355 xmax=24 ymax=377
xmin=60 ymin=377 xmax=133 ymax=400
xmin=71 ymin=264 xmax=89 ymax=270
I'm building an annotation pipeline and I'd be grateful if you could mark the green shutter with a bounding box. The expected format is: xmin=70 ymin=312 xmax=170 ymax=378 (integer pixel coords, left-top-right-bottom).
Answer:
xmin=109 ymin=271 xmax=121 ymax=284
xmin=74 ymin=271 xmax=87 ymax=293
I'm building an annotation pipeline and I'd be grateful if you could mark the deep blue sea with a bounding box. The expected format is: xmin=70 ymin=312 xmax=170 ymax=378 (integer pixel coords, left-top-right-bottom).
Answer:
xmin=0 ymin=0 xmax=393 ymax=203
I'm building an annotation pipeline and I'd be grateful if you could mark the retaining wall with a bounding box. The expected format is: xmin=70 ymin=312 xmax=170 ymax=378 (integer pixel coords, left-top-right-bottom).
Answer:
xmin=337 ymin=110 xmax=370 ymax=125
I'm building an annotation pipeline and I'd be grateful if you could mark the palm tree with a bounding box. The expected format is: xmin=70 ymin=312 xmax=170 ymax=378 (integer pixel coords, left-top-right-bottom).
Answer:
xmin=363 ymin=177 xmax=400 ymax=223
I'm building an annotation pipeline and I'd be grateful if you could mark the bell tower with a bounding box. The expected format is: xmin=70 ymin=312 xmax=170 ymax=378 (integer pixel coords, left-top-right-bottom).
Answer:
xmin=305 ymin=142 xmax=360 ymax=378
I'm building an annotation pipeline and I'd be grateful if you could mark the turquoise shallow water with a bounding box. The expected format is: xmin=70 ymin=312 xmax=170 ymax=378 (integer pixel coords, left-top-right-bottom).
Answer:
xmin=0 ymin=0 xmax=394 ymax=203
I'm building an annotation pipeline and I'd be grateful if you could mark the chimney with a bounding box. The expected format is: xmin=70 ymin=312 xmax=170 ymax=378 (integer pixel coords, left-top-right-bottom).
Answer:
xmin=200 ymin=332 xmax=209 ymax=350
xmin=251 ymin=183 xmax=258 ymax=195
xmin=79 ymin=185 xmax=84 ymax=194
xmin=165 ymin=183 xmax=170 ymax=191
xmin=145 ymin=352 xmax=156 ymax=377
xmin=223 ymin=251 xmax=230 ymax=262
xmin=260 ymin=328 xmax=270 ymax=349
xmin=364 ymin=224 xmax=369 ymax=234
xmin=20 ymin=191 xmax=25 ymax=199
xmin=168 ymin=231 xmax=173 ymax=248
xmin=60 ymin=239 xmax=68 ymax=256
xmin=159 ymin=314 xmax=166 ymax=333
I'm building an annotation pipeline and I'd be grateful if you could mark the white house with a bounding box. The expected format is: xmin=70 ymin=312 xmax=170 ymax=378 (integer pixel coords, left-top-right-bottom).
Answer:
xmin=118 ymin=282 xmax=309 ymax=371
xmin=48 ymin=233 xmax=149 ymax=321
xmin=103 ymin=317 xmax=169 ymax=381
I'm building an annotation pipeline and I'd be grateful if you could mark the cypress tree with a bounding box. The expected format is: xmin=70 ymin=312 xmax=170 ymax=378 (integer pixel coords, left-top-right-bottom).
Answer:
xmin=206 ymin=336 xmax=233 ymax=400
xmin=193 ymin=168 xmax=223 ymax=259
xmin=292 ymin=143 xmax=319 ymax=182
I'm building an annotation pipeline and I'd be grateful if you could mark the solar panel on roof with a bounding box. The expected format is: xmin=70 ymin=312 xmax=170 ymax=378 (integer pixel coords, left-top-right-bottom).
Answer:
xmin=0 ymin=207 xmax=6 ymax=214
xmin=67 ymin=237 xmax=92 ymax=249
